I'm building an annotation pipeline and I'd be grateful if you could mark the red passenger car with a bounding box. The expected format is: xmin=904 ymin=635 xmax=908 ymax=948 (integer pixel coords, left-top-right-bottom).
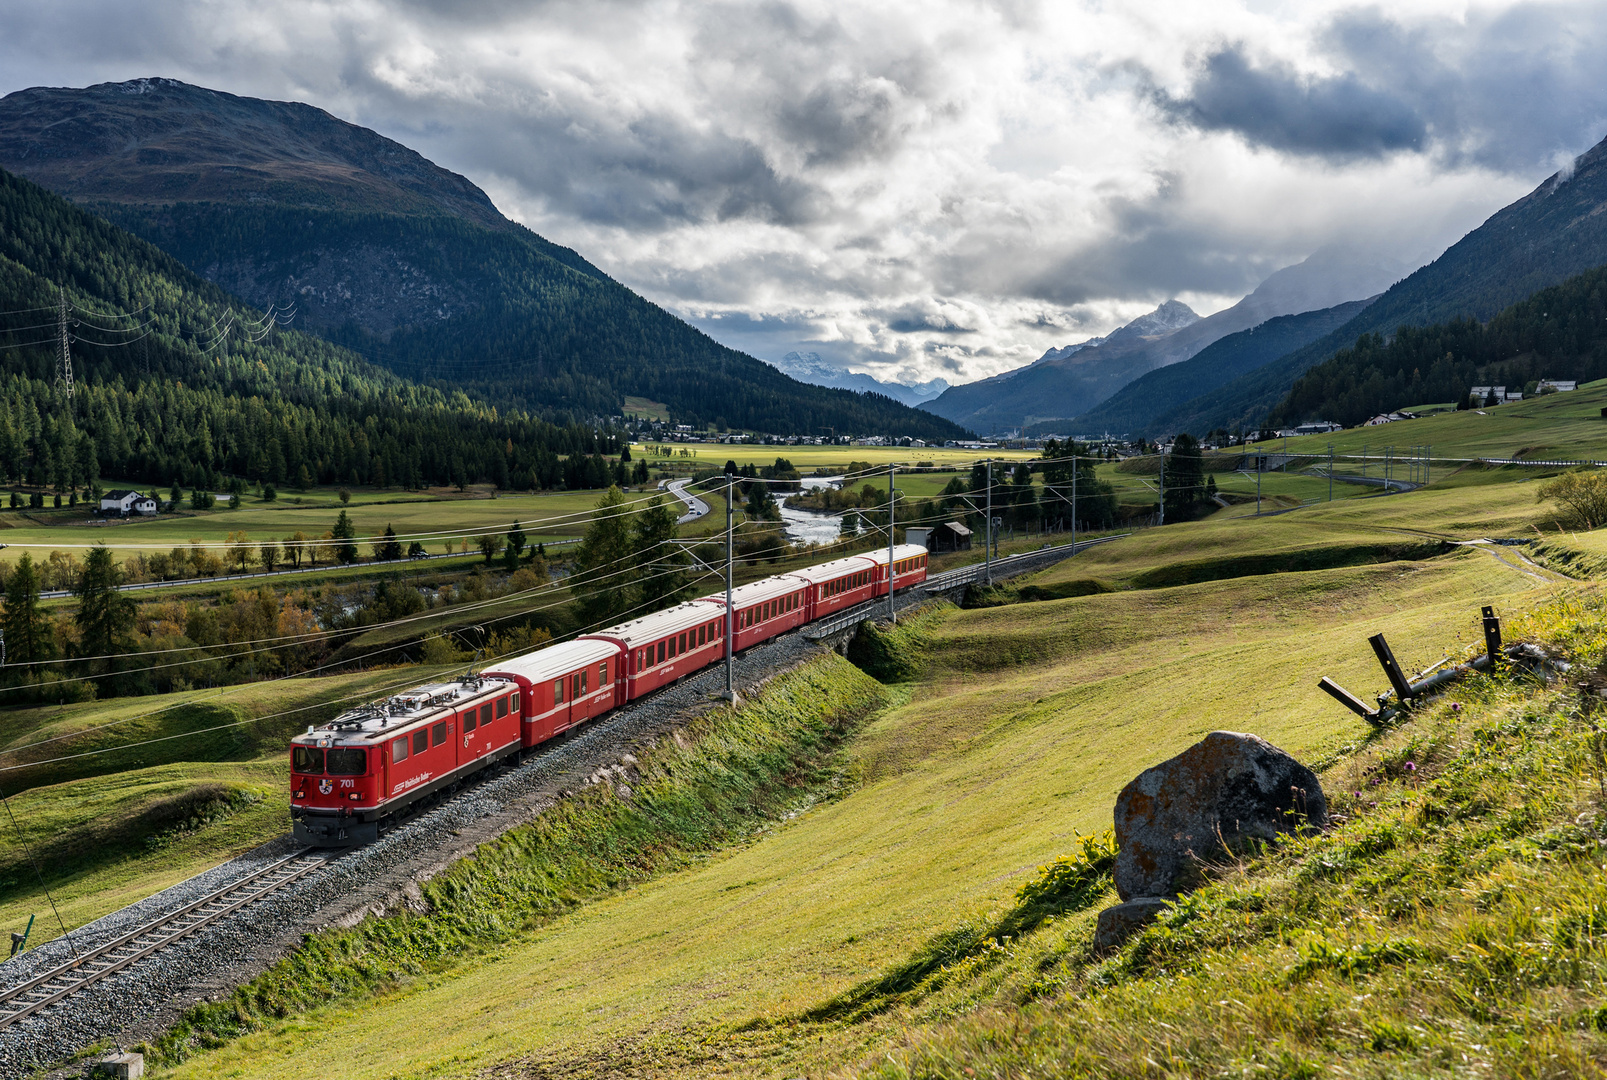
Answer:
xmin=705 ymin=576 xmax=811 ymax=652
xmin=290 ymin=674 xmax=519 ymax=847
xmin=786 ymin=554 xmax=879 ymax=621
xmin=583 ymin=602 xmax=727 ymax=699
xmin=865 ymin=543 xmax=930 ymax=594
xmin=483 ymin=638 xmax=623 ymax=748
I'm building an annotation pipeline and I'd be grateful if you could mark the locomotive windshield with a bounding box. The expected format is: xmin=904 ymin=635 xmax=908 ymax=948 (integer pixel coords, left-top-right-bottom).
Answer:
xmin=292 ymin=746 xmax=324 ymax=774
xmin=327 ymin=748 xmax=368 ymax=775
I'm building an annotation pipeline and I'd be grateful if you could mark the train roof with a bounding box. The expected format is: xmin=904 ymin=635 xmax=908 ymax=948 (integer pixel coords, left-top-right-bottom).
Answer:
xmin=484 ymin=638 xmax=620 ymax=682
xmin=862 ymin=543 xmax=930 ymax=565
xmin=699 ymin=574 xmax=807 ymax=608
xmin=784 ymin=553 xmax=878 ymax=584
xmin=295 ymin=674 xmax=511 ymax=745
xmin=583 ymin=600 xmax=725 ymax=648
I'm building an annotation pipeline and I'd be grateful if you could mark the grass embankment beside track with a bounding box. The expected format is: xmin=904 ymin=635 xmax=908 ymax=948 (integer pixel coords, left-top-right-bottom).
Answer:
xmin=153 ymin=654 xmax=891 ymax=1066
xmin=144 ymin=471 xmax=1567 ymax=1079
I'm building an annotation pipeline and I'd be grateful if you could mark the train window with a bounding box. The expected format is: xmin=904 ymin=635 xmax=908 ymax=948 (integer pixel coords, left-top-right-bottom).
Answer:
xmin=497 ymin=696 xmax=509 ymax=719
xmin=512 ymin=692 xmax=520 ymax=712
xmin=463 ymin=708 xmax=477 ymax=732
xmin=657 ymin=640 xmax=666 ymax=664
xmin=697 ymin=625 xmax=705 ymax=647
xmin=392 ymin=736 xmax=410 ymax=764
xmin=327 ymin=748 xmax=367 ymax=775
xmin=413 ymin=730 xmax=428 ymax=755
xmin=481 ymin=703 xmax=492 ymax=725
xmin=554 ymin=678 xmax=565 ymax=704
xmin=600 ymin=660 xmax=609 ymax=683
xmin=292 ymin=746 xmax=324 ymax=774
xmin=679 ymin=632 xmax=687 ymax=653
xmin=432 ymin=722 xmax=447 ymax=746
xmin=581 ymin=670 xmax=589 ymax=694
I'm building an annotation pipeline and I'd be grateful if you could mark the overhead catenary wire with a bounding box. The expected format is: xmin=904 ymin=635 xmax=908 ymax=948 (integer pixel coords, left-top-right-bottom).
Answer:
xmin=0 ymin=524 xmax=711 ymax=692
xmin=0 ymin=561 xmax=724 ymax=776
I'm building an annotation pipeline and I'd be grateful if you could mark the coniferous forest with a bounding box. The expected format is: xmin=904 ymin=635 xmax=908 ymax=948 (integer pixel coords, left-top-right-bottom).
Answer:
xmin=0 ymin=167 xmax=622 ymax=492
xmin=1270 ymin=264 xmax=1607 ymax=428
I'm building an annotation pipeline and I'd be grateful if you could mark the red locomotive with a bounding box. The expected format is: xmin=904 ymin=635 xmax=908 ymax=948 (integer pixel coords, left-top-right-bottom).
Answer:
xmin=290 ymin=543 xmax=929 ymax=846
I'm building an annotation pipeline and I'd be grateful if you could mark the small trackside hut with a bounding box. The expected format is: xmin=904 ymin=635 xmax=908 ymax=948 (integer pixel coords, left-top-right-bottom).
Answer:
xmin=483 ymin=638 xmax=623 ymax=747
xmin=290 ymin=674 xmax=519 ymax=847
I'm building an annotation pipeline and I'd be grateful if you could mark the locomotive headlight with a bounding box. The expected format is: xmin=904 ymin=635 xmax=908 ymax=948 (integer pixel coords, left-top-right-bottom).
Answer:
xmin=348 ymin=793 xmax=361 ymax=801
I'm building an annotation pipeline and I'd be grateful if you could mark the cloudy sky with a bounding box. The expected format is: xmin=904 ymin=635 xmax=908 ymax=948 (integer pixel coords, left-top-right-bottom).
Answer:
xmin=2 ymin=0 xmax=1605 ymax=387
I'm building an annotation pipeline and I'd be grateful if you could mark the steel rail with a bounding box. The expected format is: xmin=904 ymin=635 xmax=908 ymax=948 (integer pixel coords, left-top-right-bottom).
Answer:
xmin=0 ymin=849 xmax=326 ymax=1030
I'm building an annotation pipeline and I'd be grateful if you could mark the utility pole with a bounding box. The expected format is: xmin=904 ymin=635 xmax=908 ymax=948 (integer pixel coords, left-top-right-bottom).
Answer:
xmin=1425 ymin=445 xmax=1431 ymax=486
xmin=887 ymin=462 xmax=896 ymax=624
xmin=1070 ymin=445 xmax=1077 ymax=553
xmin=56 ymin=285 xmax=73 ymax=399
xmin=1328 ymin=444 xmax=1334 ymax=502
xmin=984 ymin=459 xmax=993 ymax=586
xmin=724 ymin=471 xmax=735 ymax=702
xmin=1157 ymin=450 xmax=1165 ymax=526
xmin=1256 ymin=451 xmax=1262 ymax=514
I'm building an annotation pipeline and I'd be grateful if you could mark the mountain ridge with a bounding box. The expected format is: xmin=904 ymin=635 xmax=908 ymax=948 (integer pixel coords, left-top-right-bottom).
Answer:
xmin=922 ymin=247 xmax=1408 ymax=433
xmin=0 ymin=78 xmax=968 ymax=440
xmin=771 ymin=352 xmax=949 ymax=407
xmin=1159 ymin=132 xmax=1607 ymax=435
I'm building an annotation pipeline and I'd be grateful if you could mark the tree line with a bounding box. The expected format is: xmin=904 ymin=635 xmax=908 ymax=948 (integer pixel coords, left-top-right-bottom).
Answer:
xmin=0 ymin=166 xmax=623 ymax=493
xmin=1270 ymin=264 xmax=1607 ymax=429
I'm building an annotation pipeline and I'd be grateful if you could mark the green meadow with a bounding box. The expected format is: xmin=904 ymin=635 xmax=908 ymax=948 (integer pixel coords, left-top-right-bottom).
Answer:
xmin=128 ymin=455 xmax=1581 ymax=1079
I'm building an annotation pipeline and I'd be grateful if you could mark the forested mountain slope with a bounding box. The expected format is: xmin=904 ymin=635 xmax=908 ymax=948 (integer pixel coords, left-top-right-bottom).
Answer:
xmin=0 ymin=79 xmax=966 ymax=440
xmin=1159 ymin=132 xmax=1607 ymax=434
xmin=1060 ymin=298 xmax=1374 ymax=437
xmin=1269 ymin=264 xmax=1607 ymax=428
xmin=0 ymin=166 xmax=618 ymax=492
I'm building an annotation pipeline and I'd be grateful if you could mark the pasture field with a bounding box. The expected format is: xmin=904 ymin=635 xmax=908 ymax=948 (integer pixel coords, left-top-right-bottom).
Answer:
xmin=149 ymin=467 xmax=1575 ymax=1080
xmin=1263 ymin=376 xmax=1607 ymax=463
xmin=0 ymin=487 xmax=630 ymax=568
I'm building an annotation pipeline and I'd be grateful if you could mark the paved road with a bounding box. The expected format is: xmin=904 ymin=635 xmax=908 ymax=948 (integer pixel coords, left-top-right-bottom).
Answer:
xmin=661 ymin=478 xmax=711 ymax=524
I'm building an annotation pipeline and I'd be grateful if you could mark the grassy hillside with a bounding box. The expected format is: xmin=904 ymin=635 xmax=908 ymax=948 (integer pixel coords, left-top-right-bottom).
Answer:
xmin=0 ymin=667 xmax=420 ymax=938
xmin=109 ymin=460 xmax=1586 ymax=1080
xmin=1259 ymin=376 xmax=1607 ymax=464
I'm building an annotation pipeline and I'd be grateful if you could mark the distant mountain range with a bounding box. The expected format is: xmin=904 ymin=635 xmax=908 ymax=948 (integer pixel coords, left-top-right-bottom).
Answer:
xmin=770 ymin=351 xmax=949 ymax=407
xmin=921 ymin=247 xmax=1411 ymax=434
xmin=1175 ymin=131 xmax=1607 ymax=436
xmin=0 ymin=78 xmax=967 ymax=441
xmin=1059 ymin=297 xmax=1377 ymax=437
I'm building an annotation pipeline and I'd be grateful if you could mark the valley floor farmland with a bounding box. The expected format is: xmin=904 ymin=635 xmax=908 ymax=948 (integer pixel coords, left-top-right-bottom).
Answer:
xmin=147 ymin=467 xmax=1572 ymax=1079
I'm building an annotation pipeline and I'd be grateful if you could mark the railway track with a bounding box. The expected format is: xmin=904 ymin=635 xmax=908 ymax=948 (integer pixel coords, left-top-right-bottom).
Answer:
xmin=0 ymin=849 xmax=329 ymax=1032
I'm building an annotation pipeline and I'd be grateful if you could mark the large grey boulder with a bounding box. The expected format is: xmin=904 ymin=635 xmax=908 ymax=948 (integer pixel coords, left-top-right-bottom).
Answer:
xmin=1112 ymin=730 xmax=1327 ymax=901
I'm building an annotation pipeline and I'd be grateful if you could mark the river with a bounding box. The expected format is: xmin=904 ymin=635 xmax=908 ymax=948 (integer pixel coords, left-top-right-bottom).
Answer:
xmin=777 ymin=476 xmax=844 ymax=546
